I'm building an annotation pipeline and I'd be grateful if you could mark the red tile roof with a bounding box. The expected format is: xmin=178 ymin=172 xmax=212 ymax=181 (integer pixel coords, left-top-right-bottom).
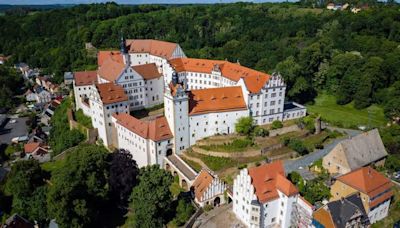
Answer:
xmin=188 ymin=86 xmax=247 ymax=115
xmin=132 ymin=63 xmax=162 ymax=80
xmin=97 ymin=57 xmax=126 ymax=82
xmin=24 ymin=143 xmax=40 ymax=154
xmin=192 ymin=170 xmax=214 ymax=201
xmin=169 ymin=58 xmax=270 ymax=93
xmin=336 ymin=167 xmax=393 ymax=200
xmin=98 ymin=50 xmax=123 ymax=66
xmin=126 ymin=39 xmax=178 ymax=59
xmin=113 ymin=113 xmax=173 ymax=141
xmin=74 ymin=71 xmax=98 ymax=86
xmin=95 ymin=83 xmax=128 ymax=105
xmin=248 ymin=161 xmax=298 ymax=203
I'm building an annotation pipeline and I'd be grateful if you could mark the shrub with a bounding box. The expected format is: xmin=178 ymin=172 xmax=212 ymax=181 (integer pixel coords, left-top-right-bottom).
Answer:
xmin=271 ymin=120 xmax=283 ymax=130
xmin=281 ymin=136 xmax=290 ymax=146
xmin=288 ymin=139 xmax=308 ymax=155
xmin=203 ymin=204 xmax=213 ymax=212
xmin=238 ymin=164 xmax=247 ymax=170
xmin=253 ymin=126 xmax=269 ymax=137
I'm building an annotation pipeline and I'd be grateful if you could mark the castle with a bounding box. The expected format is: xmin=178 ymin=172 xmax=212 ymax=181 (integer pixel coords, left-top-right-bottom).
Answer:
xmin=72 ymin=37 xmax=306 ymax=168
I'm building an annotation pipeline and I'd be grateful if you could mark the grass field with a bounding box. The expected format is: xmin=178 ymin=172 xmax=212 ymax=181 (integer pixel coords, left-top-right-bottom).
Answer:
xmin=306 ymin=93 xmax=386 ymax=129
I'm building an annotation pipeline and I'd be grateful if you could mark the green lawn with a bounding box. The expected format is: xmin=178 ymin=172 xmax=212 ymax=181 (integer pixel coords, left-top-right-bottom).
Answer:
xmin=198 ymin=138 xmax=259 ymax=153
xmin=306 ymin=93 xmax=386 ymax=129
xmin=41 ymin=159 xmax=65 ymax=173
xmin=181 ymin=157 xmax=202 ymax=172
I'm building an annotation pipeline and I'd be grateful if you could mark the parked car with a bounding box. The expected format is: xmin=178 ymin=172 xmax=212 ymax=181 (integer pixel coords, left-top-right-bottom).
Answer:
xmin=9 ymin=119 xmax=17 ymax=124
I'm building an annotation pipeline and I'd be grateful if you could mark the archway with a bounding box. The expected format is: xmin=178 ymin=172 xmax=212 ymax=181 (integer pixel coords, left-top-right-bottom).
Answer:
xmin=165 ymin=163 xmax=171 ymax=171
xmin=181 ymin=179 xmax=188 ymax=190
xmin=173 ymin=171 xmax=178 ymax=176
xmin=166 ymin=149 xmax=173 ymax=156
xmin=214 ymin=197 xmax=221 ymax=207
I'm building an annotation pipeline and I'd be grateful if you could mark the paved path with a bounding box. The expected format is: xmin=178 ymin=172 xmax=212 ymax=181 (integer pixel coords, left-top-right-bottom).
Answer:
xmin=166 ymin=154 xmax=197 ymax=181
xmin=284 ymin=127 xmax=361 ymax=173
xmin=194 ymin=204 xmax=245 ymax=228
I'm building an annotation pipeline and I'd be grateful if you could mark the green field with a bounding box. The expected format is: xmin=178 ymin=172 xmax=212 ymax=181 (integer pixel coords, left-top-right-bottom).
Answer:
xmin=306 ymin=93 xmax=387 ymax=129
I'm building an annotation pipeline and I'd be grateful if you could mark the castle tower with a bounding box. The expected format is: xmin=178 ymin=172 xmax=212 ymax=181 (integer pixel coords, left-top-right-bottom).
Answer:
xmin=164 ymin=78 xmax=190 ymax=155
xmin=120 ymin=34 xmax=130 ymax=65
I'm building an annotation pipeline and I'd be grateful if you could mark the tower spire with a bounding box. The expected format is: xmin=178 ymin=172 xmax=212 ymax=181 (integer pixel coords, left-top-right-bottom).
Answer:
xmin=120 ymin=32 xmax=127 ymax=54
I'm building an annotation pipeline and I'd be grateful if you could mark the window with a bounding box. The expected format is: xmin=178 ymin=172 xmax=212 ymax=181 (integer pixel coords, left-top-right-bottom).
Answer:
xmin=270 ymin=101 xmax=275 ymax=105
xmin=271 ymin=218 xmax=276 ymax=223
xmin=271 ymin=93 xmax=276 ymax=98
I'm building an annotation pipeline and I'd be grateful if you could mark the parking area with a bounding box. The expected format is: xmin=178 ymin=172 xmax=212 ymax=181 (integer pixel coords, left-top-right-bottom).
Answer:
xmin=0 ymin=117 xmax=29 ymax=145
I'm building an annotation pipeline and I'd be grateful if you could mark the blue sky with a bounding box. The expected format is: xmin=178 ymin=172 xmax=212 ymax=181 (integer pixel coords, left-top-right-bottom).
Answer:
xmin=0 ymin=0 xmax=284 ymax=5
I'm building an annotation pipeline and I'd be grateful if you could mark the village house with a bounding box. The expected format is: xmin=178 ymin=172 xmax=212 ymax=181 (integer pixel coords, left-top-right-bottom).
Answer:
xmin=233 ymin=161 xmax=313 ymax=228
xmin=191 ymin=169 xmax=227 ymax=207
xmin=64 ymin=72 xmax=74 ymax=85
xmin=111 ymin=113 xmax=173 ymax=167
xmin=330 ymin=166 xmax=393 ymax=224
xmin=322 ymin=129 xmax=387 ymax=175
xmin=312 ymin=193 xmax=370 ymax=228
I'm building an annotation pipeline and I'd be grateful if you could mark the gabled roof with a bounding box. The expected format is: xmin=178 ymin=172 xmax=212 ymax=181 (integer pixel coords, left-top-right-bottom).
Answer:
xmin=98 ymin=50 xmax=123 ymax=66
xmin=336 ymin=129 xmax=388 ymax=170
xmin=169 ymin=58 xmax=270 ymax=93
xmin=97 ymin=57 xmax=126 ymax=82
xmin=326 ymin=193 xmax=370 ymax=227
xmin=188 ymin=86 xmax=247 ymax=115
xmin=73 ymin=71 xmax=97 ymax=86
xmin=132 ymin=63 xmax=162 ymax=80
xmin=192 ymin=170 xmax=214 ymax=201
xmin=24 ymin=142 xmax=40 ymax=153
xmin=336 ymin=166 xmax=393 ymax=201
xmin=126 ymin=39 xmax=179 ymax=59
xmin=113 ymin=113 xmax=173 ymax=141
xmin=248 ymin=161 xmax=298 ymax=203
xmin=95 ymin=83 xmax=128 ymax=105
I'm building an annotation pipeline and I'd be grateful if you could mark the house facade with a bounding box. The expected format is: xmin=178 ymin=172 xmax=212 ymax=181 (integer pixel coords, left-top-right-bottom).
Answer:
xmin=88 ymin=83 xmax=129 ymax=147
xmin=191 ymin=169 xmax=227 ymax=207
xmin=313 ymin=193 xmax=370 ymax=228
xmin=330 ymin=166 xmax=393 ymax=224
xmin=322 ymin=129 xmax=388 ymax=175
xmin=111 ymin=113 xmax=173 ymax=167
xmin=233 ymin=161 xmax=313 ymax=228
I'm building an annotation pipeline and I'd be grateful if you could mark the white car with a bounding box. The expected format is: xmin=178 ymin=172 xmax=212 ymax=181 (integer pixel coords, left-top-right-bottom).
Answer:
xmin=9 ymin=119 xmax=17 ymax=124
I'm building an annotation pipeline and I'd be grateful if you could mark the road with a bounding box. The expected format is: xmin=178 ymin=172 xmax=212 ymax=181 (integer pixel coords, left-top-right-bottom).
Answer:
xmin=284 ymin=127 xmax=361 ymax=174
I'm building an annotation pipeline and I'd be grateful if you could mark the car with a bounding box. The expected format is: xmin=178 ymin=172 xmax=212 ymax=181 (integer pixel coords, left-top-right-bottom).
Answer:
xmin=298 ymin=166 xmax=304 ymax=170
xmin=9 ymin=119 xmax=16 ymax=124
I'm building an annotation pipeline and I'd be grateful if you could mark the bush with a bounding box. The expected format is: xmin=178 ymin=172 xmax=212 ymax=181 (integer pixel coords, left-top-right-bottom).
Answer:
xmin=288 ymin=139 xmax=308 ymax=155
xmin=203 ymin=204 xmax=213 ymax=212
xmin=281 ymin=136 xmax=290 ymax=146
xmin=271 ymin=120 xmax=283 ymax=130
xmin=238 ymin=164 xmax=247 ymax=170
xmin=253 ymin=126 xmax=269 ymax=137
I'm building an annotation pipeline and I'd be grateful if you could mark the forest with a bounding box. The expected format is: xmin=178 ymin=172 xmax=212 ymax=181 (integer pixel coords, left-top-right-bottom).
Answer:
xmin=1 ymin=2 xmax=400 ymax=119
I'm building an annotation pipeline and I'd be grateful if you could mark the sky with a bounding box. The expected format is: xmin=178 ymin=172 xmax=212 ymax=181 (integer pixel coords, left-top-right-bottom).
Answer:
xmin=0 ymin=0 xmax=282 ymax=5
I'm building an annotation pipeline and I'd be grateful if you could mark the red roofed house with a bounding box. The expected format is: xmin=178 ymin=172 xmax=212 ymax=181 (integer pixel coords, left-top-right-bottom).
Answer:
xmin=191 ymin=169 xmax=227 ymax=207
xmin=111 ymin=113 xmax=173 ymax=167
xmin=24 ymin=142 xmax=48 ymax=159
xmin=233 ymin=161 xmax=313 ymax=228
xmin=89 ymin=83 xmax=129 ymax=147
xmin=330 ymin=166 xmax=393 ymax=224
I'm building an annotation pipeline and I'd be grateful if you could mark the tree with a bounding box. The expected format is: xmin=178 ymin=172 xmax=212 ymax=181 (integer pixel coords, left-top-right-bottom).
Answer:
xmin=235 ymin=117 xmax=255 ymax=136
xmin=173 ymin=199 xmax=195 ymax=226
xmin=5 ymin=160 xmax=48 ymax=225
xmin=109 ymin=149 xmax=139 ymax=207
xmin=47 ymin=144 xmax=109 ymax=228
xmin=384 ymin=99 xmax=400 ymax=121
xmin=288 ymin=139 xmax=308 ymax=156
xmin=127 ymin=165 xmax=173 ymax=228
